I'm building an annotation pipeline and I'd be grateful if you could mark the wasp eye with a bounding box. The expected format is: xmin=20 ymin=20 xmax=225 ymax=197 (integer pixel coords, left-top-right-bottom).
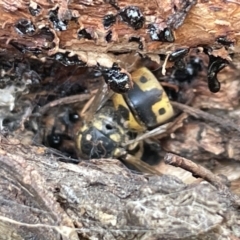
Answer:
xmin=69 ymin=112 xmax=79 ymax=123
xmin=47 ymin=134 xmax=62 ymax=147
xmin=105 ymin=124 xmax=113 ymax=130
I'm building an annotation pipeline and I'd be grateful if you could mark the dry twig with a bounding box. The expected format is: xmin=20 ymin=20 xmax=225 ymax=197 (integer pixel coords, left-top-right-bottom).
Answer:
xmin=164 ymin=153 xmax=240 ymax=206
xmin=39 ymin=94 xmax=91 ymax=115
xmin=171 ymin=101 xmax=240 ymax=132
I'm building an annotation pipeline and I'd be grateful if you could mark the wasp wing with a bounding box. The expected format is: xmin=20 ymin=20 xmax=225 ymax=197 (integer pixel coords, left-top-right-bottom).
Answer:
xmin=122 ymin=123 xmax=169 ymax=147
xmin=81 ymin=81 xmax=114 ymax=122
xmin=123 ymin=113 xmax=188 ymax=147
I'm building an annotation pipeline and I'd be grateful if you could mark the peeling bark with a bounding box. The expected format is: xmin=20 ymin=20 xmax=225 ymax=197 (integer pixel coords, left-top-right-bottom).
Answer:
xmin=0 ymin=0 xmax=239 ymax=68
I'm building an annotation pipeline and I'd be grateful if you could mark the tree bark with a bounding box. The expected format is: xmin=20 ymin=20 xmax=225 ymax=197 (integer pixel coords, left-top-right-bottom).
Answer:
xmin=0 ymin=0 xmax=239 ymax=67
xmin=0 ymin=137 xmax=240 ymax=240
xmin=0 ymin=1 xmax=240 ymax=240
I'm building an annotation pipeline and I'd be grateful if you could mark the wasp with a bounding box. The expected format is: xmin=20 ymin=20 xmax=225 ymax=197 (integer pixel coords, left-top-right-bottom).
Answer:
xmin=36 ymin=48 xmax=205 ymax=174
xmin=40 ymin=105 xmax=81 ymax=159
xmin=76 ymin=67 xmax=177 ymax=174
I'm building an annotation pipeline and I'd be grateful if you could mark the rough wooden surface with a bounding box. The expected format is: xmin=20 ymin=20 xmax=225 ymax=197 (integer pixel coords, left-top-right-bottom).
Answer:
xmin=0 ymin=137 xmax=240 ymax=240
xmin=0 ymin=0 xmax=239 ymax=68
xmin=0 ymin=1 xmax=240 ymax=239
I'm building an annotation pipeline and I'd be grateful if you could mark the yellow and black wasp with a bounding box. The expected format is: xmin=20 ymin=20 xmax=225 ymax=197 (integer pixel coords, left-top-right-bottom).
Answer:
xmin=76 ymin=67 xmax=177 ymax=173
xmin=39 ymin=51 xmax=202 ymax=174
